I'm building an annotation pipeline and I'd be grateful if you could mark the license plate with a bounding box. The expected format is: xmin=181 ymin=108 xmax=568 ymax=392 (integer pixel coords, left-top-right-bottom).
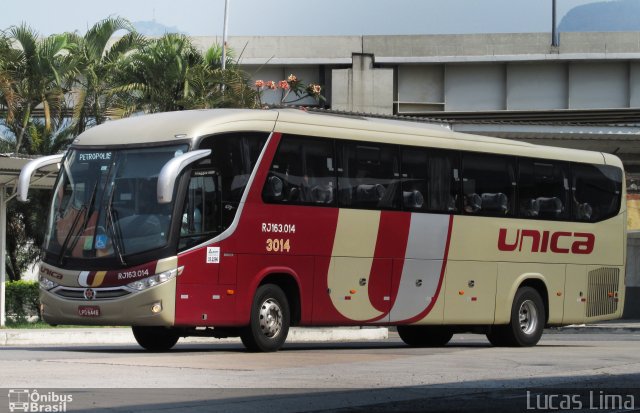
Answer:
xmin=78 ymin=306 xmax=101 ymax=317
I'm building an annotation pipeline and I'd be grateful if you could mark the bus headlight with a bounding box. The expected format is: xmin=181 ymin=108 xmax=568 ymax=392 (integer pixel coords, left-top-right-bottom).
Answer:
xmin=39 ymin=277 xmax=58 ymax=291
xmin=127 ymin=267 xmax=182 ymax=291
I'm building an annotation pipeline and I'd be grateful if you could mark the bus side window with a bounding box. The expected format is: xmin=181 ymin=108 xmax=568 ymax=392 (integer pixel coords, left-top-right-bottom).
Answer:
xmin=337 ymin=141 xmax=400 ymax=210
xmin=571 ymin=163 xmax=622 ymax=222
xmin=401 ymin=148 xmax=428 ymax=211
xmin=427 ymin=151 xmax=459 ymax=213
xmin=263 ymin=135 xmax=336 ymax=206
xmin=518 ymin=159 xmax=570 ymax=220
xmin=462 ymin=153 xmax=516 ymax=217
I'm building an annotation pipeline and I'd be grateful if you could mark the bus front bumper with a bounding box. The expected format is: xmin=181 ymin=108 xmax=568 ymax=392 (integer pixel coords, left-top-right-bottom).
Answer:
xmin=39 ymin=278 xmax=176 ymax=326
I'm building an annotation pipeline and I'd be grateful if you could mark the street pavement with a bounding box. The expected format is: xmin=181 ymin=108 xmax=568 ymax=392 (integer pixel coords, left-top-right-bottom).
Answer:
xmin=1 ymin=331 xmax=639 ymax=412
xmin=0 ymin=319 xmax=638 ymax=346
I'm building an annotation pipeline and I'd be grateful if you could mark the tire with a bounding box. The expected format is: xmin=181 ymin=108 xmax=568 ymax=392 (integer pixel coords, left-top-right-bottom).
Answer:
xmin=132 ymin=326 xmax=180 ymax=352
xmin=397 ymin=325 xmax=453 ymax=347
xmin=486 ymin=326 xmax=511 ymax=346
xmin=241 ymin=284 xmax=290 ymax=352
xmin=487 ymin=287 xmax=545 ymax=347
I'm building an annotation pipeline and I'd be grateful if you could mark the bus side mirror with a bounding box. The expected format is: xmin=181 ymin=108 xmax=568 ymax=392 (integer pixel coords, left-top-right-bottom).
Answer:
xmin=157 ymin=149 xmax=211 ymax=204
xmin=17 ymin=154 xmax=65 ymax=202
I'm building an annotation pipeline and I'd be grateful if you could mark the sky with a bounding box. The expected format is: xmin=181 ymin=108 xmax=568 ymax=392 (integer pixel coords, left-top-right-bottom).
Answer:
xmin=0 ymin=0 xmax=614 ymax=37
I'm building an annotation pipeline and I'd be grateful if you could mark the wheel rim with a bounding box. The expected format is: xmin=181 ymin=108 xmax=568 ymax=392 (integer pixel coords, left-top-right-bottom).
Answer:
xmin=518 ymin=299 xmax=538 ymax=335
xmin=258 ymin=298 xmax=283 ymax=338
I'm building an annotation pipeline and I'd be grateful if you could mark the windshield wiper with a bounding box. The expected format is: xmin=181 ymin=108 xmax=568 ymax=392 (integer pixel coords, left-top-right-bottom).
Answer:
xmin=56 ymin=204 xmax=86 ymax=266
xmin=105 ymin=186 xmax=127 ymax=266
xmin=57 ymin=180 xmax=99 ymax=265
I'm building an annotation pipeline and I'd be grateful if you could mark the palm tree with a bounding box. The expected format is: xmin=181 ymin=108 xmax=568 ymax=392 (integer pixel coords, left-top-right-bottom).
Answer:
xmin=4 ymin=24 xmax=77 ymax=153
xmin=68 ymin=16 xmax=146 ymax=135
xmin=0 ymin=30 xmax=19 ymax=132
xmin=117 ymin=33 xmax=202 ymax=113
xmin=118 ymin=34 xmax=258 ymax=114
xmin=185 ymin=44 xmax=258 ymax=109
xmin=0 ymin=25 xmax=78 ymax=281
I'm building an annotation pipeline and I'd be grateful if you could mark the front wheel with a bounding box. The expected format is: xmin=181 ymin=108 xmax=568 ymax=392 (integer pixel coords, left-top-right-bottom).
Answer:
xmin=487 ymin=286 xmax=545 ymax=347
xmin=241 ymin=284 xmax=290 ymax=352
xmin=397 ymin=325 xmax=453 ymax=347
xmin=132 ymin=326 xmax=180 ymax=352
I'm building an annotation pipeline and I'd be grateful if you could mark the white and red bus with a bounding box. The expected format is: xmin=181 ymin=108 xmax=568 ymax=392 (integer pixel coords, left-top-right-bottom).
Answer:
xmin=18 ymin=109 xmax=626 ymax=352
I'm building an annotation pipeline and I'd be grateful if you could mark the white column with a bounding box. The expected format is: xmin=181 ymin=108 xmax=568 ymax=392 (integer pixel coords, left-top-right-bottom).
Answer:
xmin=0 ymin=185 xmax=6 ymax=327
xmin=221 ymin=0 xmax=230 ymax=70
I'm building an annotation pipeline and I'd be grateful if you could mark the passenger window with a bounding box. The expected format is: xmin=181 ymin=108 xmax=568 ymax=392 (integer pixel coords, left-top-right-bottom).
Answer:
xmin=572 ymin=163 xmax=622 ymax=222
xmin=518 ymin=159 xmax=570 ymax=220
xmin=427 ymin=151 xmax=460 ymax=213
xmin=401 ymin=148 xmax=459 ymax=213
xmin=197 ymin=132 xmax=268 ymax=229
xmin=263 ymin=135 xmax=336 ymax=205
xmin=401 ymin=148 xmax=428 ymax=211
xmin=337 ymin=141 xmax=400 ymax=210
xmin=462 ymin=153 xmax=515 ymax=216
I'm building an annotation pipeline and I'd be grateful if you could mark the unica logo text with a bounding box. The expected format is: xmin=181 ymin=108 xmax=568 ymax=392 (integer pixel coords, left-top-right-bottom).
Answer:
xmin=498 ymin=229 xmax=595 ymax=254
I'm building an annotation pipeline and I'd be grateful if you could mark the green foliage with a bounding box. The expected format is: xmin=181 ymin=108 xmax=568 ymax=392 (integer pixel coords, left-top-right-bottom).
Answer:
xmin=5 ymin=280 xmax=40 ymax=323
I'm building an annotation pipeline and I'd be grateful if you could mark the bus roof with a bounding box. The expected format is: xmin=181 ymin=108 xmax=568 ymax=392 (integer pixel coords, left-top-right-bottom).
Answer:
xmin=72 ymin=108 xmax=620 ymax=168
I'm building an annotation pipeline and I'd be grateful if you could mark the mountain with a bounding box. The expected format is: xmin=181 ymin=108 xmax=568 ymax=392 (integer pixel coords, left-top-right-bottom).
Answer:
xmin=132 ymin=20 xmax=185 ymax=36
xmin=559 ymin=0 xmax=640 ymax=32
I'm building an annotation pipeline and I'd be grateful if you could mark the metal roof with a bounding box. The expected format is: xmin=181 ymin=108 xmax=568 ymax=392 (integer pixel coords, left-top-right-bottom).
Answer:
xmin=0 ymin=153 xmax=58 ymax=191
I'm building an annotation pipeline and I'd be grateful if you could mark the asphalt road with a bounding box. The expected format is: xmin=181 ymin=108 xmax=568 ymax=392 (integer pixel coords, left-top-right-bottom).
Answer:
xmin=1 ymin=332 xmax=639 ymax=412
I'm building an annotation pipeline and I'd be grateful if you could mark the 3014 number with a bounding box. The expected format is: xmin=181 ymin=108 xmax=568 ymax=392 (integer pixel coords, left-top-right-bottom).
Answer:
xmin=266 ymin=238 xmax=290 ymax=253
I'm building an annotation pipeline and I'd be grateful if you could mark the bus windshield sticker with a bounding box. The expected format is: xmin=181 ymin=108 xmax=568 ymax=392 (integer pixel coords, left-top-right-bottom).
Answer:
xmin=206 ymin=247 xmax=220 ymax=264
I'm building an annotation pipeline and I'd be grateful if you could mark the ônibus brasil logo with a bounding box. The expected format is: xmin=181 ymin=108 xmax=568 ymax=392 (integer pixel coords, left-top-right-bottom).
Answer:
xmin=8 ymin=389 xmax=72 ymax=412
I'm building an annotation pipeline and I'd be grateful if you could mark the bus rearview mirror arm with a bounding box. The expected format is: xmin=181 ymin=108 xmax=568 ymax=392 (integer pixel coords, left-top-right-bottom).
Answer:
xmin=17 ymin=154 xmax=65 ymax=202
xmin=157 ymin=149 xmax=211 ymax=204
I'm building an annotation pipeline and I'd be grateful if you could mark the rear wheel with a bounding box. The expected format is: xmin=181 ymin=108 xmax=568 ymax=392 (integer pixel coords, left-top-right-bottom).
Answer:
xmin=241 ymin=284 xmax=290 ymax=352
xmin=487 ymin=286 xmax=545 ymax=347
xmin=132 ymin=326 xmax=180 ymax=352
xmin=397 ymin=325 xmax=453 ymax=347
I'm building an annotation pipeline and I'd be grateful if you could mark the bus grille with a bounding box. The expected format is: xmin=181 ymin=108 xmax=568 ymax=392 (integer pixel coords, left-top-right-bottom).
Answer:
xmin=53 ymin=287 xmax=132 ymax=300
xmin=586 ymin=268 xmax=620 ymax=318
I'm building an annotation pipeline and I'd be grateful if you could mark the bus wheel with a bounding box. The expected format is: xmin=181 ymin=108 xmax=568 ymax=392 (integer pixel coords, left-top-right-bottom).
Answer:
xmin=397 ymin=325 xmax=453 ymax=347
xmin=132 ymin=326 xmax=180 ymax=352
xmin=487 ymin=287 xmax=545 ymax=347
xmin=241 ymin=284 xmax=290 ymax=352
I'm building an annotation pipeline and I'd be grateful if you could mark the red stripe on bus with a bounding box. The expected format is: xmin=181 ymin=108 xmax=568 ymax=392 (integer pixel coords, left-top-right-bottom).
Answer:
xmin=366 ymin=211 xmax=411 ymax=321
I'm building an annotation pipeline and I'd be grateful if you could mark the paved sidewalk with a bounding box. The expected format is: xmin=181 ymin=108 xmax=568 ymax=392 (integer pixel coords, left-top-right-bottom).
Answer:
xmin=0 ymin=326 xmax=388 ymax=346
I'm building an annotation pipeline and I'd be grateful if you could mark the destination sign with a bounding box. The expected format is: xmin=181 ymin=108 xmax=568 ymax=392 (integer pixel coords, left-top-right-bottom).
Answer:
xmin=78 ymin=152 xmax=113 ymax=162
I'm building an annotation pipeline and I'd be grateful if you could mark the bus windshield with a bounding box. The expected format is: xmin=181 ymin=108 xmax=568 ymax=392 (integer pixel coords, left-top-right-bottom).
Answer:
xmin=45 ymin=144 xmax=188 ymax=262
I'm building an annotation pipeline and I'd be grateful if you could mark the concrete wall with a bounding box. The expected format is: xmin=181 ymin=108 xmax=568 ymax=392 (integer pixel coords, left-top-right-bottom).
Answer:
xmin=568 ymin=62 xmax=629 ymax=109
xmin=395 ymin=59 xmax=640 ymax=114
xmin=186 ymin=33 xmax=640 ymax=115
xmin=444 ymin=64 xmax=506 ymax=111
xmin=331 ymin=55 xmax=394 ymax=115
xmin=506 ymin=63 xmax=567 ymax=110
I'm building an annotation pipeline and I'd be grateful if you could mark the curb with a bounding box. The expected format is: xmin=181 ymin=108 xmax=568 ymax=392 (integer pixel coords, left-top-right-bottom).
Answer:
xmin=0 ymin=327 xmax=388 ymax=346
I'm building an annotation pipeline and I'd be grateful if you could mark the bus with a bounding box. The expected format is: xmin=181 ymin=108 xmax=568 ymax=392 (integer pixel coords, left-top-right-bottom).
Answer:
xmin=17 ymin=108 xmax=626 ymax=352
